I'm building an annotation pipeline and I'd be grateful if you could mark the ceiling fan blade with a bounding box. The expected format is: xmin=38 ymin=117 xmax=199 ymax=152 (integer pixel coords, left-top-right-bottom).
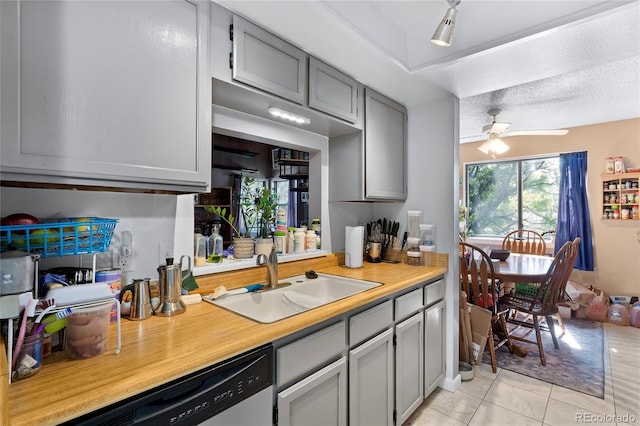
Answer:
xmin=502 ymin=129 xmax=569 ymax=137
xmin=482 ymin=121 xmax=511 ymax=134
xmin=460 ymin=134 xmax=488 ymax=143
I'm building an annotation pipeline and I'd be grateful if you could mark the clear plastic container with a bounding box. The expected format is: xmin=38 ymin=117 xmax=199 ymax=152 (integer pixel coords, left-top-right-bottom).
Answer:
xmin=407 ymin=210 xmax=422 ymax=239
xmin=419 ymin=224 xmax=436 ymax=252
xmin=66 ymin=302 xmax=112 ymax=359
xmin=608 ymin=302 xmax=630 ymax=326
xmin=630 ymin=302 xmax=640 ymax=328
xmin=12 ymin=334 xmax=43 ymax=380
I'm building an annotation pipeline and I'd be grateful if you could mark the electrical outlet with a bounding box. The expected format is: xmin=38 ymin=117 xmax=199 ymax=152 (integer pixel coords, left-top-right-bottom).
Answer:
xmin=120 ymin=231 xmax=133 ymax=271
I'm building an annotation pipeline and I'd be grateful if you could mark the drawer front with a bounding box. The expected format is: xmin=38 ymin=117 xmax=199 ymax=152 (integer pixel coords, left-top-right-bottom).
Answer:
xmin=277 ymin=321 xmax=346 ymax=386
xmin=395 ymin=288 xmax=423 ymax=321
xmin=424 ymin=279 xmax=445 ymax=307
xmin=349 ymin=300 xmax=393 ymax=347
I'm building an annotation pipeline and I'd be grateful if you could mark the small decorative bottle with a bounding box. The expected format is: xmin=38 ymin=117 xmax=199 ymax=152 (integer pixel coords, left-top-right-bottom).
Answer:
xmin=208 ymin=223 xmax=224 ymax=263
xmin=294 ymin=228 xmax=305 ymax=253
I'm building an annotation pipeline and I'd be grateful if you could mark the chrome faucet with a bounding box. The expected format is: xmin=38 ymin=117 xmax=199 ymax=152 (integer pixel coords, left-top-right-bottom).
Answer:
xmin=256 ymin=245 xmax=279 ymax=289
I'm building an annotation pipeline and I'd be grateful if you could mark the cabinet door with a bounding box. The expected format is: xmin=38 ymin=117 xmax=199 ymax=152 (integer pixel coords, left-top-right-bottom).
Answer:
xmin=278 ymin=357 xmax=347 ymax=426
xmin=308 ymin=57 xmax=359 ymax=123
xmin=425 ymin=300 xmax=445 ymax=396
xmin=395 ymin=312 xmax=424 ymax=424
xmin=0 ymin=1 xmax=211 ymax=192
xmin=232 ymin=15 xmax=307 ymax=104
xmin=349 ymin=328 xmax=394 ymax=426
xmin=364 ymin=88 xmax=407 ymax=200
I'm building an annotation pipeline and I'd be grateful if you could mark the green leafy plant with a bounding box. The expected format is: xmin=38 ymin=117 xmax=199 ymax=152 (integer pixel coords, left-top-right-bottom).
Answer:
xmin=203 ymin=206 xmax=241 ymax=237
xmin=240 ymin=177 xmax=276 ymax=238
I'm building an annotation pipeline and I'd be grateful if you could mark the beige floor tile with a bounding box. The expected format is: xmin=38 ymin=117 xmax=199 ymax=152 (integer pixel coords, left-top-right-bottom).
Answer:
xmin=458 ymin=367 xmax=495 ymax=400
xmin=544 ymin=399 xmax=616 ymax=426
xmin=469 ymin=401 xmax=542 ymax=426
xmin=484 ymin=371 xmax=551 ymax=421
xmin=403 ymin=405 xmax=467 ymax=426
xmin=550 ymin=384 xmax=615 ymax=414
xmin=611 ymin=364 xmax=640 ymax=384
xmin=474 ymin=362 xmax=500 ymax=379
xmin=423 ymin=386 xmax=483 ymax=424
xmin=610 ymin=349 xmax=640 ymax=368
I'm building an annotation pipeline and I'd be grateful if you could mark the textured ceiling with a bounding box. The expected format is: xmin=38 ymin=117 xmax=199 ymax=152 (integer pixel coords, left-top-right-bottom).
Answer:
xmin=217 ymin=0 xmax=640 ymax=141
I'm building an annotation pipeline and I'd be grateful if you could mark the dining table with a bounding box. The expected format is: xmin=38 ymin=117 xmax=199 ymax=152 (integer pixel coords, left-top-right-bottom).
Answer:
xmin=493 ymin=252 xmax=555 ymax=284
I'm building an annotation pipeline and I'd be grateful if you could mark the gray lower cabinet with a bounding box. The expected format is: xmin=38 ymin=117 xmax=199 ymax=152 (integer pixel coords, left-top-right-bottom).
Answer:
xmin=395 ymin=312 xmax=425 ymax=425
xmin=0 ymin=0 xmax=211 ymax=193
xmin=425 ymin=299 xmax=446 ymax=395
xmin=349 ymin=328 xmax=394 ymax=426
xmin=277 ymin=357 xmax=348 ymax=426
xmin=231 ymin=15 xmax=307 ymax=105
xmin=274 ymin=278 xmax=445 ymax=425
xmin=308 ymin=57 xmax=360 ymax=123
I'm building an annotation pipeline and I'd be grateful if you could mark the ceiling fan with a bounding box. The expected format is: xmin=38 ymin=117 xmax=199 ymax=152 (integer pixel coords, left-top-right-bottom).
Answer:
xmin=463 ymin=108 xmax=569 ymax=143
xmin=465 ymin=109 xmax=569 ymax=156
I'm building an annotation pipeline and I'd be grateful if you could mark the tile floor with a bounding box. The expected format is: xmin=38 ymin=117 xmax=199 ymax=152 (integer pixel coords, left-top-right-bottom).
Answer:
xmin=405 ymin=323 xmax=640 ymax=425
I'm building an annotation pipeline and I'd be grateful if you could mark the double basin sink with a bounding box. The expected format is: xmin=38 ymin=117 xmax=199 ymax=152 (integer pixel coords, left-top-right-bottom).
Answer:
xmin=208 ymin=273 xmax=381 ymax=323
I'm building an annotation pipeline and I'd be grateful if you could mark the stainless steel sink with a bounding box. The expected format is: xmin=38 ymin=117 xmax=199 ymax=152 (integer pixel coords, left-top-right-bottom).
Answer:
xmin=206 ymin=273 xmax=381 ymax=323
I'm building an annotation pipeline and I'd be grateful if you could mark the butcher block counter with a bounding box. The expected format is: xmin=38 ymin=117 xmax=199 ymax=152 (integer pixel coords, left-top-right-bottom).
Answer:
xmin=4 ymin=253 xmax=447 ymax=425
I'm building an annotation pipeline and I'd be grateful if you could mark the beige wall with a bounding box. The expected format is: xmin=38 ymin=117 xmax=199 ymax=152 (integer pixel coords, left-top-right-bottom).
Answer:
xmin=460 ymin=118 xmax=640 ymax=297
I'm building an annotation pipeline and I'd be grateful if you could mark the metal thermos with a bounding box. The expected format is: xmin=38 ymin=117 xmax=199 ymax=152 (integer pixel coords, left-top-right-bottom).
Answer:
xmin=156 ymin=258 xmax=186 ymax=316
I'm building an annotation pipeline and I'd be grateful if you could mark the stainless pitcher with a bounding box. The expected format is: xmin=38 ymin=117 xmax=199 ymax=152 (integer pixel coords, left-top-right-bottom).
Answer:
xmin=120 ymin=278 xmax=153 ymax=320
xmin=156 ymin=258 xmax=186 ymax=316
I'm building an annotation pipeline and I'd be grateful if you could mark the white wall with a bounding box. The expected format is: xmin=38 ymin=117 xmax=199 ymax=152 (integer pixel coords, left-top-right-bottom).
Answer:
xmin=0 ymin=188 xmax=180 ymax=285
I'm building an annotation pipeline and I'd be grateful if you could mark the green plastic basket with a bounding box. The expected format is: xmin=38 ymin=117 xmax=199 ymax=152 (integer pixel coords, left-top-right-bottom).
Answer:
xmin=515 ymin=282 xmax=541 ymax=297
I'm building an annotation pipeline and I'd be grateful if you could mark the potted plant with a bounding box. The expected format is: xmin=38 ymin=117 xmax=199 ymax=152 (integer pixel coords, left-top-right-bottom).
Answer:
xmin=241 ymin=177 xmax=277 ymax=256
xmin=204 ymin=202 xmax=255 ymax=259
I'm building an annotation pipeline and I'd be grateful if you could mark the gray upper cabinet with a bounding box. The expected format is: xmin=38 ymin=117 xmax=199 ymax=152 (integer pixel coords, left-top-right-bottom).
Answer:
xmin=308 ymin=57 xmax=359 ymax=123
xmin=329 ymin=88 xmax=407 ymax=201
xmin=0 ymin=0 xmax=211 ymax=193
xmin=231 ymin=15 xmax=307 ymax=105
xmin=364 ymin=88 xmax=407 ymax=200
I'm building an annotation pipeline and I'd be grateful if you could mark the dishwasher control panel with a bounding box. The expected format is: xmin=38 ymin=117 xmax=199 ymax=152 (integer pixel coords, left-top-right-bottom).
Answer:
xmin=65 ymin=344 xmax=274 ymax=426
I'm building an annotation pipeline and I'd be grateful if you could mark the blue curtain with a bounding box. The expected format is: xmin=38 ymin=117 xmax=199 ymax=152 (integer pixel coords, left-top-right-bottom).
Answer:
xmin=555 ymin=151 xmax=593 ymax=270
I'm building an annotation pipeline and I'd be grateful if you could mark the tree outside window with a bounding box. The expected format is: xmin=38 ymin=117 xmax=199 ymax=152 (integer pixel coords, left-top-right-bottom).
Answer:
xmin=465 ymin=157 xmax=560 ymax=237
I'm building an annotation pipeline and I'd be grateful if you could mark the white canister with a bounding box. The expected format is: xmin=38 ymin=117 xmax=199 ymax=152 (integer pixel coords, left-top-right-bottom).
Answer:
xmin=305 ymin=230 xmax=317 ymax=252
xmin=294 ymin=228 xmax=305 ymax=253
xmin=614 ymin=156 xmax=624 ymax=174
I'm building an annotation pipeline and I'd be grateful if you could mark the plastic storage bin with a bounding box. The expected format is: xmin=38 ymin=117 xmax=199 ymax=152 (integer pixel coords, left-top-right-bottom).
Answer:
xmin=66 ymin=301 xmax=112 ymax=359
xmin=608 ymin=302 xmax=629 ymax=326
xmin=630 ymin=302 xmax=640 ymax=328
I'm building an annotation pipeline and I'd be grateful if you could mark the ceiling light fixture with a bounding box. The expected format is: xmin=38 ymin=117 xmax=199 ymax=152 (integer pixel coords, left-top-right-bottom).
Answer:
xmin=267 ymin=107 xmax=311 ymax=125
xmin=478 ymin=133 xmax=510 ymax=158
xmin=431 ymin=0 xmax=461 ymax=47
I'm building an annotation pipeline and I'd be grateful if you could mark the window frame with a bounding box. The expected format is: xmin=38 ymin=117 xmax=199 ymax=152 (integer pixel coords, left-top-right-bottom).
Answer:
xmin=463 ymin=154 xmax=560 ymax=238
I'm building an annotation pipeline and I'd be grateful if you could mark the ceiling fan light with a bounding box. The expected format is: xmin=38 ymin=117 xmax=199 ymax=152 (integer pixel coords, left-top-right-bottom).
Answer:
xmin=477 ymin=141 xmax=491 ymax=154
xmin=431 ymin=4 xmax=458 ymax=47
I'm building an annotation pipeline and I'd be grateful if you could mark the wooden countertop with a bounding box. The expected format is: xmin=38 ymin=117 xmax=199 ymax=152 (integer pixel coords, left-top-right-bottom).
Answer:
xmin=6 ymin=255 xmax=447 ymax=425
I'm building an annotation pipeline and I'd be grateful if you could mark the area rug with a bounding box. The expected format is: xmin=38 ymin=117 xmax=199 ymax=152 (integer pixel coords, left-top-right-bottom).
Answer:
xmin=482 ymin=317 xmax=605 ymax=399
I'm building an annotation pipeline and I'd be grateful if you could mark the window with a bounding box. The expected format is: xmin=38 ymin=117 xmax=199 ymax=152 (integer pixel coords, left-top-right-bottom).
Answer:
xmin=465 ymin=156 xmax=560 ymax=237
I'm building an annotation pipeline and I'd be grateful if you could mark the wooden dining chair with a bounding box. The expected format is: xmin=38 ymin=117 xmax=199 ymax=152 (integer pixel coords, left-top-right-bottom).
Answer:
xmin=502 ymin=229 xmax=547 ymax=255
xmin=499 ymin=238 xmax=580 ymax=365
xmin=459 ymin=242 xmax=513 ymax=373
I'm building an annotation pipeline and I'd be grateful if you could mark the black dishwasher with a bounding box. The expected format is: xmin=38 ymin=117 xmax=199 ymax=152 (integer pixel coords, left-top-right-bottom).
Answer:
xmin=65 ymin=344 xmax=273 ymax=426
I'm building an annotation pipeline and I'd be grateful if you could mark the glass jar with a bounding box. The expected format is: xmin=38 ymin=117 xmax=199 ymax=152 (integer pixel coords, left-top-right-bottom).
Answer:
xmin=612 ymin=207 xmax=620 ymax=219
xmin=621 ymin=208 xmax=630 ymax=219
xmin=605 ymin=156 xmax=615 ymax=173
xmin=406 ymin=251 xmax=421 ymax=266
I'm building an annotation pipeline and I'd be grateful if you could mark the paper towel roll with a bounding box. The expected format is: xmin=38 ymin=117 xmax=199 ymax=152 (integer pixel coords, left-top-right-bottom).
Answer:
xmin=345 ymin=226 xmax=364 ymax=268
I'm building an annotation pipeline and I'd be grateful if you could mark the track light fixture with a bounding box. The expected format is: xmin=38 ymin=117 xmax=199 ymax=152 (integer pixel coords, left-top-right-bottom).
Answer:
xmin=431 ymin=0 xmax=461 ymax=47
xmin=267 ymin=106 xmax=311 ymax=125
